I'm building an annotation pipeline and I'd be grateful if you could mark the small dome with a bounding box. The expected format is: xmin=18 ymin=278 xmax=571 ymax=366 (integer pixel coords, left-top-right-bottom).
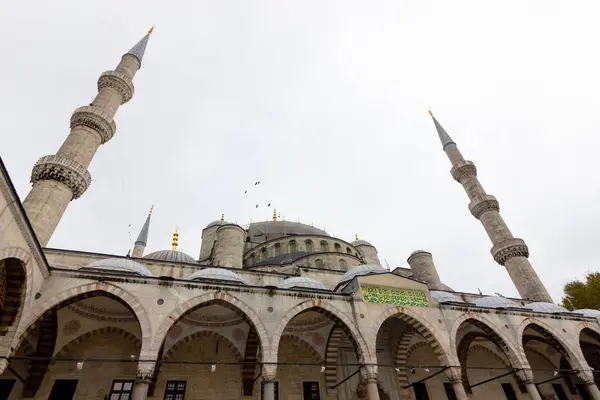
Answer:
xmin=340 ymin=264 xmax=387 ymax=284
xmin=352 ymin=239 xmax=373 ymax=247
xmin=144 ymin=250 xmax=196 ymax=264
xmin=431 ymin=291 xmax=463 ymax=304
xmin=278 ymin=277 xmax=328 ymax=290
xmin=576 ymin=309 xmax=600 ymax=318
xmin=205 ymin=220 xmax=228 ymax=229
xmin=473 ymin=296 xmax=522 ymax=309
xmin=188 ymin=268 xmax=247 ymax=284
xmin=82 ymin=258 xmax=153 ymax=277
xmin=528 ymin=302 xmax=570 ymax=313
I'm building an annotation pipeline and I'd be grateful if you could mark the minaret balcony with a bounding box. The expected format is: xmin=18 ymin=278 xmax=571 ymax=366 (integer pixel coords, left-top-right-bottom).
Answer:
xmin=30 ymin=155 xmax=92 ymax=199
xmin=70 ymin=106 xmax=117 ymax=144
xmin=97 ymin=70 xmax=135 ymax=104
xmin=491 ymin=238 xmax=529 ymax=265
xmin=450 ymin=160 xmax=477 ymax=183
xmin=468 ymin=195 xmax=500 ymax=219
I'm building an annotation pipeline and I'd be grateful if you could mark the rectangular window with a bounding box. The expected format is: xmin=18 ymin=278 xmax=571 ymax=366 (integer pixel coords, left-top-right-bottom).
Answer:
xmin=501 ymin=383 xmax=518 ymax=400
xmin=109 ymin=380 xmax=134 ymax=400
xmin=552 ymin=383 xmax=569 ymax=400
xmin=303 ymin=381 xmax=321 ymax=400
xmin=0 ymin=380 xmax=16 ymax=400
xmin=48 ymin=380 xmax=78 ymax=400
xmin=164 ymin=380 xmax=186 ymax=400
xmin=413 ymin=382 xmax=430 ymax=400
xmin=443 ymin=382 xmax=457 ymax=400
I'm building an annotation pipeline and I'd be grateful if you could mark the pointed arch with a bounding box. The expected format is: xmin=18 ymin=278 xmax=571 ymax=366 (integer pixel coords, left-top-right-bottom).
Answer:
xmin=15 ymin=283 xmax=151 ymax=354
xmin=280 ymin=334 xmax=322 ymax=363
xmin=394 ymin=329 xmax=418 ymax=389
xmin=324 ymin=326 xmax=344 ymax=395
xmin=150 ymin=292 xmax=269 ymax=357
xmin=270 ymin=300 xmax=371 ymax=364
xmin=163 ymin=330 xmax=242 ymax=361
xmin=371 ymin=306 xmax=453 ymax=366
xmin=54 ymin=326 xmax=141 ymax=358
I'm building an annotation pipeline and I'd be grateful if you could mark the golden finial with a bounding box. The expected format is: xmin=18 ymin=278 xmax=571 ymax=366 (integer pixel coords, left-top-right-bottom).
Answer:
xmin=355 ymin=234 xmax=359 ymax=241
xmin=148 ymin=25 xmax=155 ymax=35
xmin=220 ymin=214 xmax=225 ymax=222
xmin=428 ymin=109 xmax=433 ymax=117
xmin=171 ymin=226 xmax=179 ymax=251
xmin=149 ymin=205 xmax=154 ymax=215
xmin=273 ymin=209 xmax=277 ymax=222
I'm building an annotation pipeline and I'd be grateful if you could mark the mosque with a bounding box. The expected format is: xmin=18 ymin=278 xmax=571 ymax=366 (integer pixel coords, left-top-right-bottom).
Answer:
xmin=0 ymin=28 xmax=600 ymax=400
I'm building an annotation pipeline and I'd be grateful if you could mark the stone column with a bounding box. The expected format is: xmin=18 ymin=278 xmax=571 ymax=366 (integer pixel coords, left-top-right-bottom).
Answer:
xmin=517 ymin=370 xmax=542 ymax=400
xmin=579 ymin=372 xmax=600 ymax=400
xmin=446 ymin=367 xmax=469 ymax=400
xmin=360 ymin=365 xmax=380 ymax=400
xmin=262 ymin=365 xmax=277 ymax=400
xmin=132 ymin=361 xmax=155 ymax=400
xmin=0 ymin=358 xmax=8 ymax=376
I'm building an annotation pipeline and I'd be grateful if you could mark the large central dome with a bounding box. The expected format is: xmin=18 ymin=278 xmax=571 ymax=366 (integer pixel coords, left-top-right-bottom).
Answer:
xmin=247 ymin=221 xmax=328 ymax=243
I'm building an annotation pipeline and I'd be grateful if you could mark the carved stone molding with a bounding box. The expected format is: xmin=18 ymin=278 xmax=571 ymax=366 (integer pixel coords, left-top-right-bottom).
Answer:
xmin=360 ymin=365 xmax=378 ymax=383
xmin=516 ymin=369 xmax=535 ymax=385
xmin=491 ymin=238 xmax=529 ymax=265
xmin=70 ymin=106 xmax=117 ymax=144
xmin=136 ymin=361 xmax=156 ymax=383
xmin=262 ymin=364 xmax=277 ymax=381
xmin=30 ymin=155 xmax=91 ymax=199
xmin=469 ymin=195 xmax=500 ymax=219
xmin=451 ymin=160 xmax=477 ymax=183
xmin=577 ymin=370 xmax=594 ymax=384
xmin=97 ymin=71 xmax=135 ymax=104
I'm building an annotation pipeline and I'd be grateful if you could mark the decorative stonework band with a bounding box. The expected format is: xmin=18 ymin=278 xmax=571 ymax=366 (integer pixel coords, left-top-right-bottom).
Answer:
xmin=97 ymin=71 xmax=135 ymax=104
xmin=451 ymin=160 xmax=477 ymax=183
xmin=70 ymin=106 xmax=117 ymax=144
xmin=469 ymin=195 xmax=500 ymax=219
xmin=136 ymin=361 xmax=156 ymax=383
xmin=30 ymin=155 xmax=91 ymax=199
xmin=445 ymin=366 xmax=463 ymax=384
xmin=491 ymin=238 xmax=529 ymax=265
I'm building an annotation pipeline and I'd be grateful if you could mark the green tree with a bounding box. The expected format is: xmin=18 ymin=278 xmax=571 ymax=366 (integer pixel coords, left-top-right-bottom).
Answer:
xmin=561 ymin=271 xmax=600 ymax=311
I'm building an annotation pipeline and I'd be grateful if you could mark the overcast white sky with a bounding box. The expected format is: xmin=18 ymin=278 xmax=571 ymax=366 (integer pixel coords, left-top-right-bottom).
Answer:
xmin=1 ymin=0 xmax=599 ymax=302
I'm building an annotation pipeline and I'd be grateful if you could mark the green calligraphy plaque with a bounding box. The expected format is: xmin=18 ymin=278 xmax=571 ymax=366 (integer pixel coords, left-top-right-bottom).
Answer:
xmin=361 ymin=286 xmax=429 ymax=307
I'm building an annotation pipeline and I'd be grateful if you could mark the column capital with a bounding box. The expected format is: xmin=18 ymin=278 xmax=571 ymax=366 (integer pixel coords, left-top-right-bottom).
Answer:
xmin=136 ymin=361 xmax=156 ymax=383
xmin=491 ymin=238 xmax=529 ymax=265
xmin=262 ymin=364 xmax=277 ymax=381
xmin=516 ymin=369 xmax=535 ymax=385
xmin=578 ymin=370 xmax=595 ymax=384
xmin=445 ymin=366 xmax=463 ymax=384
xmin=360 ymin=365 xmax=378 ymax=383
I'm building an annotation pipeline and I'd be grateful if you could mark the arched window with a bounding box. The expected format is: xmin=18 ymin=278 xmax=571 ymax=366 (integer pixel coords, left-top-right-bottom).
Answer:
xmin=261 ymin=247 xmax=268 ymax=261
xmin=346 ymin=247 xmax=352 ymax=255
xmin=320 ymin=240 xmax=329 ymax=252
xmin=274 ymin=243 xmax=282 ymax=256
xmin=305 ymin=240 xmax=314 ymax=252
xmin=315 ymin=259 xmax=324 ymax=268
xmin=289 ymin=240 xmax=297 ymax=253
xmin=249 ymin=254 xmax=255 ymax=266
xmin=334 ymin=243 xmax=342 ymax=252
xmin=339 ymin=259 xmax=347 ymax=270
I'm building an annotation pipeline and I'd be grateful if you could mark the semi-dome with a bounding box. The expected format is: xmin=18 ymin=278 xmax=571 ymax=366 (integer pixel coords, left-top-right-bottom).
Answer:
xmin=144 ymin=250 xmax=196 ymax=264
xmin=339 ymin=264 xmax=387 ymax=284
xmin=431 ymin=291 xmax=463 ymax=304
xmin=576 ymin=309 xmax=600 ymax=318
xmin=473 ymin=296 xmax=523 ymax=309
xmin=81 ymin=258 xmax=153 ymax=277
xmin=528 ymin=302 xmax=570 ymax=313
xmin=352 ymin=239 xmax=373 ymax=247
xmin=278 ymin=277 xmax=328 ymax=291
xmin=188 ymin=268 xmax=247 ymax=284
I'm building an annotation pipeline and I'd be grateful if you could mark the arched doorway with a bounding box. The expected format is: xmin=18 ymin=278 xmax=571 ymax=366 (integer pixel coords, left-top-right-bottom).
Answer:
xmin=3 ymin=289 xmax=145 ymax=400
xmin=152 ymin=298 xmax=265 ymax=399
xmin=455 ymin=318 xmax=522 ymax=398
xmin=521 ymin=323 xmax=584 ymax=399
xmin=375 ymin=312 xmax=450 ymax=400
xmin=580 ymin=328 xmax=600 ymax=386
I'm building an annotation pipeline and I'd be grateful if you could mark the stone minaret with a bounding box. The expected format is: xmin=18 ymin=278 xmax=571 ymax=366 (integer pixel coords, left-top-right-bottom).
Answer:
xmin=132 ymin=206 xmax=153 ymax=258
xmin=22 ymin=28 xmax=153 ymax=247
xmin=429 ymin=111 xmax=552 ymax=302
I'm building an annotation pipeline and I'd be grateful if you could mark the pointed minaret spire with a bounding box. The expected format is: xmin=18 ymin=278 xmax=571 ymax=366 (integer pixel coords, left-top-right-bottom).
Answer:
xmin=429 ymin=110 xmax=456 ymax=150
xmin=22 ymin=30 xmax=152 ymax=246
xmin=131 ymin=206 xmax=153 ymax=258
xmin=430 ymin=111 xmax=552 ymax=302
xmin=125 ymin=26 xmax=154 ymax=66
xmin=172 ymin=226 xmax=179 ymax=251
